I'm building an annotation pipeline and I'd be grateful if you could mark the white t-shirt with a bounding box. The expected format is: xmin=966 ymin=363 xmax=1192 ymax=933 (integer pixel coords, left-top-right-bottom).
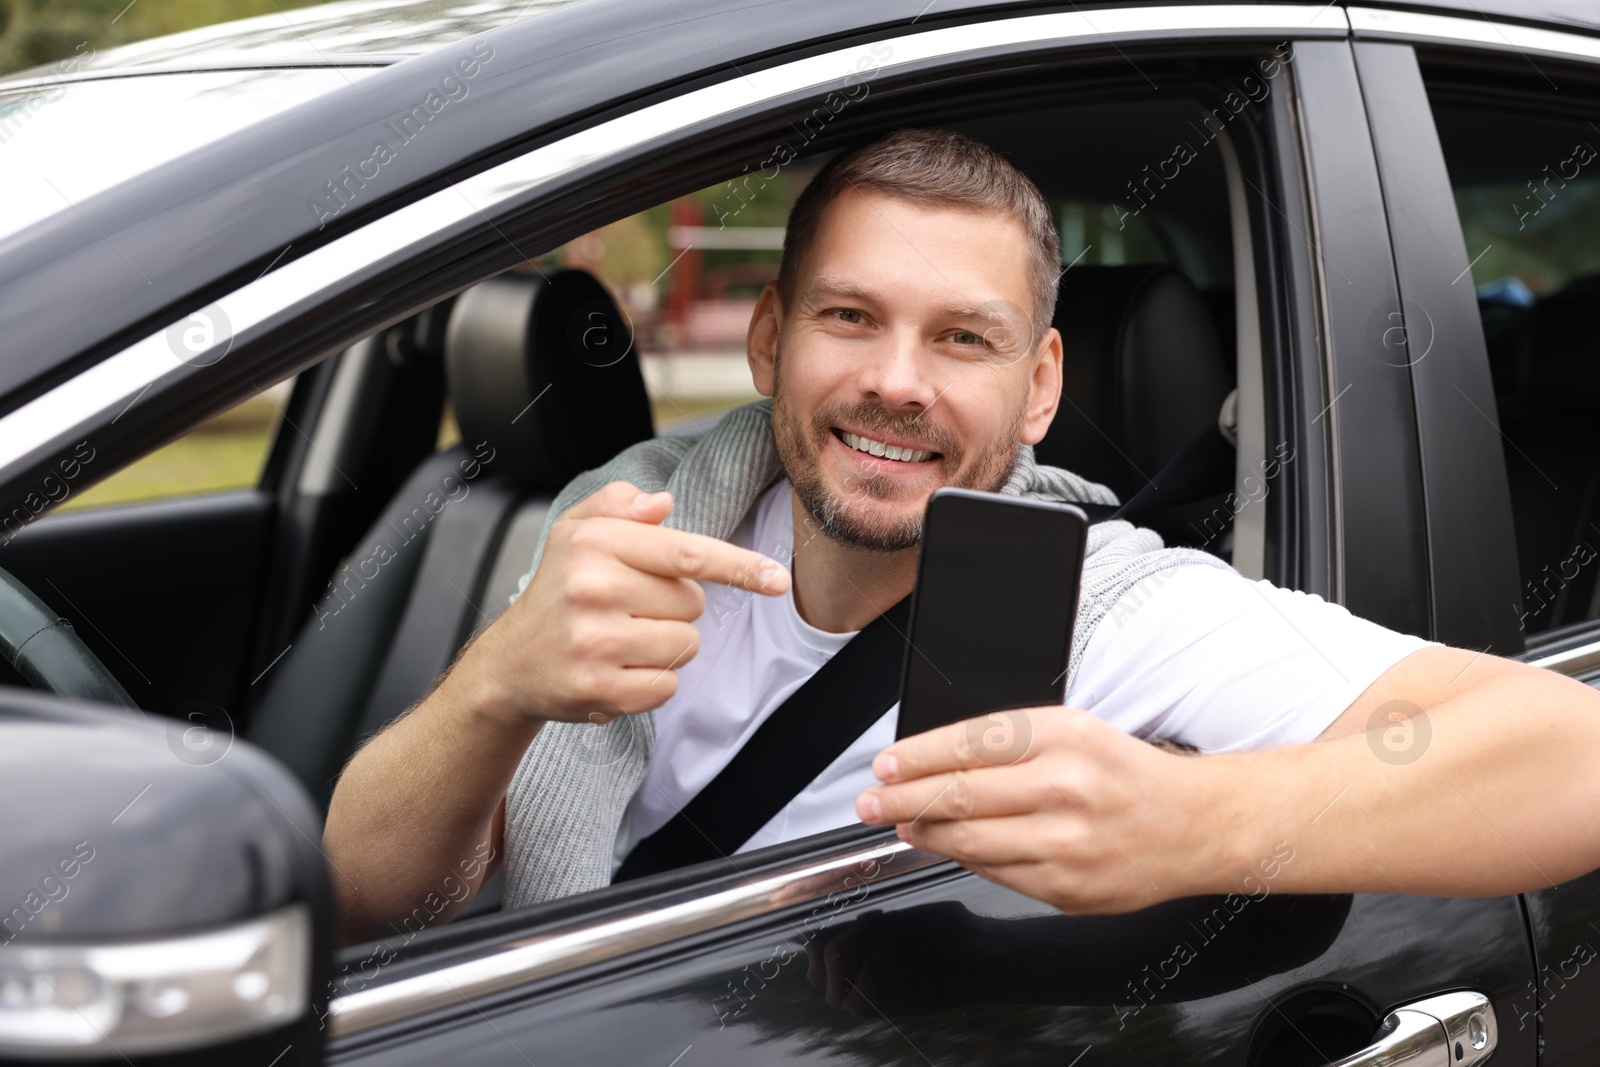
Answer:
xmin=614 ymin=480 xmax=1432 ymax=868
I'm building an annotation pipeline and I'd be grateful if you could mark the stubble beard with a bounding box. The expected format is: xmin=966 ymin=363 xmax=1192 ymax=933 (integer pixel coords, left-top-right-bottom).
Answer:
xmin=771 ymin=367 xmax=1025 ymax=553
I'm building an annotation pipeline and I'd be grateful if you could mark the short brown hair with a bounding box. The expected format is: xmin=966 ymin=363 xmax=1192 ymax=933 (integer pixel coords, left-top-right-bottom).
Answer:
xmin=777 ymin=128 xmax=1061 ymax=331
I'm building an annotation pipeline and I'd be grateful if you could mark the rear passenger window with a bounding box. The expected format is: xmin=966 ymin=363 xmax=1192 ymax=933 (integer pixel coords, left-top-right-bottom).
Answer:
xmin=1424 ymin=75 xmax=1600 ymax=637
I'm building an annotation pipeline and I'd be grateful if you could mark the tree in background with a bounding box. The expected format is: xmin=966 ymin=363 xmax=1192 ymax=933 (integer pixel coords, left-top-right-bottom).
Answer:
xmin=0 ymin=0 xmax=327 ymax=77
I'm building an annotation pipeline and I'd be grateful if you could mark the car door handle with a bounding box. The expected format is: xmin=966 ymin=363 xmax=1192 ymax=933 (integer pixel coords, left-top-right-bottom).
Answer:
xmin=1323 ymin=991 xmax=1496 ymax=1067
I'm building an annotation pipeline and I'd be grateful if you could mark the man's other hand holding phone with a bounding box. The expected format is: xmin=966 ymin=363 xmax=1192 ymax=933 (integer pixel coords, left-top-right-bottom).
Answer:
xmin=856 ymin=707 xmax=1216 ymax=916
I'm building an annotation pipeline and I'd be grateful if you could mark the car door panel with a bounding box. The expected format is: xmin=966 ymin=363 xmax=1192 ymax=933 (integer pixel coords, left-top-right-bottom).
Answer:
xmin=0 ymin=488 xmax=272 ymax=719
xmin=1523 ymin=867 xmax=1600 ymax=1066
xmin=1288 ymin=41 xmax=1432 ymax=637
xmin=327 ymin=855 xmax=1534 ymax=1066
xmin=1350 ymin=40 xmax=1523 ymax=653
xmin=1518 ymin=640 xmax=1600 ymax=1065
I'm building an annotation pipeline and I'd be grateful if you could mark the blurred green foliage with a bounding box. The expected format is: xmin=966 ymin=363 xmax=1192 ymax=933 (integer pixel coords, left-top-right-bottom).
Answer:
xmin=1458 ymin=180 xmax=1600 ymax=296
xmin=0 ymin=0 xmax=331 ymax=77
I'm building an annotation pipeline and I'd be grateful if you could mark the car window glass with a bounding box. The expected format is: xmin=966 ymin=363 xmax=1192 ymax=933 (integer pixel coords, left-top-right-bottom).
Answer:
xmin=0 ymin=69 xmax=376 ymax=243
xmin=58 ymin=379 xmax=291 ymax=512
xmin=1424 ymin=87 xmax=1600 ymax=636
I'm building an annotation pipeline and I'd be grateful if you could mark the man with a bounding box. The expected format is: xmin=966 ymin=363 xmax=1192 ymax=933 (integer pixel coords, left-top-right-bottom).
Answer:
xmin=325 ymin=128 xmax=1600 ymax=944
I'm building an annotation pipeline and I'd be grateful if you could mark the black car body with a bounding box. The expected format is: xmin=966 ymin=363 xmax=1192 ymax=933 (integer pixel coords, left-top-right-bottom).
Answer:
xmin=3 ymin=0 xmax=1600 ymax=1063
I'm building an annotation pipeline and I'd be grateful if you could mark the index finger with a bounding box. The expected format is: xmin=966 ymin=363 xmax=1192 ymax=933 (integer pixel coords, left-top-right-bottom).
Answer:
xmin=612 ymin=522 xmax=792 ymax=595
xmin=562 ymin=481 xmax=671 ymax=523
xmin=872 ymin=708 xmax=1054 ymax=783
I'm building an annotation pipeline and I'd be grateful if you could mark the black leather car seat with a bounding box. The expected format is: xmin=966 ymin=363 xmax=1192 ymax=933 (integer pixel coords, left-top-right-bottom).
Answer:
xmin=1498 ymin=290 xmax=1600 ymax=630
xmin=1033 ymin=264 xmax=1234 ymax=550
xmin=247 ymin=268 xmax=654 ymax=809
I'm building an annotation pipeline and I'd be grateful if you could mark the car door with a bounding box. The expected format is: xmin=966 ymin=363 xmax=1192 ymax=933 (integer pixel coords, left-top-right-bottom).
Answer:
xmin=0 ymin=3 xmax=1544 ymax=1065
xmin=324 ymin=825 xmax=1524 ymax=1067
xmin=1357 ymin=8 xmax=1600 ymax=1064
xmin=279 ymin=10 xmax=1529 ymax=1067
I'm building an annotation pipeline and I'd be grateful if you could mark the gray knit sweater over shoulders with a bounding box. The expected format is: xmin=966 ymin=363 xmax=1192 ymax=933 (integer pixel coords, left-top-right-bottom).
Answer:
xmin=501 ymin=399 xmax=1229 ymax=908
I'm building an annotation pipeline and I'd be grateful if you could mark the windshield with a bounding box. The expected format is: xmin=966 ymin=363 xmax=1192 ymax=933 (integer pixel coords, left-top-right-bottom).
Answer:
xmin=0 ymin=68 xmax=375 ymax=243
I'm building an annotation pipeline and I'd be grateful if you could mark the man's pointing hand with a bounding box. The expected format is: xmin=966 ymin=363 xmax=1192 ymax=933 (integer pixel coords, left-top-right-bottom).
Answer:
xmin=467 ymin=481 xmax=791 ymax=727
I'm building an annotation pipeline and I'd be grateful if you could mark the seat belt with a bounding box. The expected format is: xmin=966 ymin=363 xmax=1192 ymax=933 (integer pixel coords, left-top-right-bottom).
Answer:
xmin=614 ymin=422 xmax=1235 ymax=883
xmin=612 ymin=595 xmax=910 ymax=882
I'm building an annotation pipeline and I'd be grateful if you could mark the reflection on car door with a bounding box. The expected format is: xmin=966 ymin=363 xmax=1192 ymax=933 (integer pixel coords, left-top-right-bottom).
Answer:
xmin=327 ymin=833 xmax=1534 ymax=1066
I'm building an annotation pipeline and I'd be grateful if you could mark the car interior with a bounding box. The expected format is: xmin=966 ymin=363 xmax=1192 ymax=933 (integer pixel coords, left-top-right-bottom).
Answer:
xmin=1425 ymin=77 xmax=1600 ymax=639
xmin=0 ymin=81 xmax=1269 ymax=933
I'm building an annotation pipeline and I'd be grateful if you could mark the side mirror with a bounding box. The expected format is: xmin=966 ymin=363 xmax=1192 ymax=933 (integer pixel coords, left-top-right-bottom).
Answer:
xmin=0 ymin=691 xmax=332 ymax=1065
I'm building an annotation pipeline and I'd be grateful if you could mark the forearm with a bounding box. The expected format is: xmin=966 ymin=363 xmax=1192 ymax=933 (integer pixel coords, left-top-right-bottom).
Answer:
xmin=1207 ymin=664 xmax=1600 ymax=898
xmin=324 ymin=665 xmax=539 ymax=945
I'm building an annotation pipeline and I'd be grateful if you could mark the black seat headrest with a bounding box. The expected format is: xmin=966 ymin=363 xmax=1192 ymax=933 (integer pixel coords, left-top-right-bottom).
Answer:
xmin=1517 ymin=295 xmax=1600 ymax=414
xmin=1035 ymin=264 xmax=1231 ymax=501
xmin=444 ymin=268 xmax=654 ymax=492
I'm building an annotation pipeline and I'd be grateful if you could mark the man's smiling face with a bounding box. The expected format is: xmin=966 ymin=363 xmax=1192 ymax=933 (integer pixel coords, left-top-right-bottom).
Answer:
xmin=749 ymin=186 xmax=1063 ymax=551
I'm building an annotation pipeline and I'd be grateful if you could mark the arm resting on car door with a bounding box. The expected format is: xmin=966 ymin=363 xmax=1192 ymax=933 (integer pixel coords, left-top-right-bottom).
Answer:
xmin=858 ymin=646 xmax=1600 ymax=912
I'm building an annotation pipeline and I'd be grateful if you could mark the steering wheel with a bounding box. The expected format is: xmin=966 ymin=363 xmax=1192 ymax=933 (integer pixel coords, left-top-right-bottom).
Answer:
xmin=0 ymin=566 xmax=139 ymax=710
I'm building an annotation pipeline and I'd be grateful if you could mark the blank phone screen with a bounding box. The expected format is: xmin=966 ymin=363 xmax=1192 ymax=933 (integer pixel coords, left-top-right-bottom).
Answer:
xmin=897 ymin=490 xmax=1088 ymax=739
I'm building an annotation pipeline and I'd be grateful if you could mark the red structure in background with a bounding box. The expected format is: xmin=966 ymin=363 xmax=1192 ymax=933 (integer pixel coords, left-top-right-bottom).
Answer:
xmin=667 ymin=198 xmax=702 ymax=337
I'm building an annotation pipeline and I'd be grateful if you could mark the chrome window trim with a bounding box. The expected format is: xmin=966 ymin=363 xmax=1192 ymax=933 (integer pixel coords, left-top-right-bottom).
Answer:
xmin=0 ymin=3 xmax=1349 ymax=474
xmin=1348 ymin=7 xmax=1600 ymax=64
xmin=327 ymin=838 xmax=949 ymax=1039
xmin=1527 ymin=636 xmax=1600 ymax=678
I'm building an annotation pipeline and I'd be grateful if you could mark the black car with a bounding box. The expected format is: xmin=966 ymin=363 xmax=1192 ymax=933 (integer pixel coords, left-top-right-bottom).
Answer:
xmin=3 ymin=0 xmax=1600 ymax=1063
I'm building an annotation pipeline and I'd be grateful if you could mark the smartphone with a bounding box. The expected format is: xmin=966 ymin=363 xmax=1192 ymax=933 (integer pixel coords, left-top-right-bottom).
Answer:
xmin=895 ymin=488 xmax=1089 ymax=740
